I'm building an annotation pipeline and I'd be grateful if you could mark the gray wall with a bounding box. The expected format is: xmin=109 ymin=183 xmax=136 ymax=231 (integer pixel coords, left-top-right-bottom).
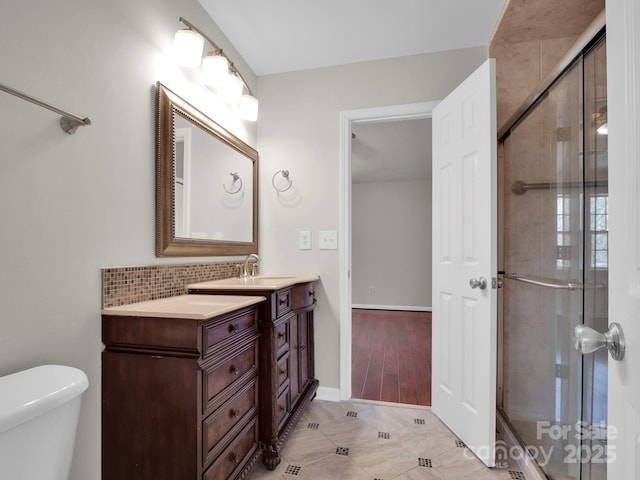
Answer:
xmin=0 ymin=1 xmax=256 ymax=479
xmin=257 ymin=46 xmax=488 ymax=389
xmin=352 ymin=178 xmax=432 ymax=308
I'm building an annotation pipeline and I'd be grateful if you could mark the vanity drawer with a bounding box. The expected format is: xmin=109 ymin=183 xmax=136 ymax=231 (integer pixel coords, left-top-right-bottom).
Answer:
xmin=203 ymin=309 xmax=257 ymax=356
xmin=203 ymin=379 xmax=257 ymax=467
xmin=291 ymin=282 xmax=315 ymax=309
xmin=275 ymin=321 xmax=289 ymax=354
xmin=277 ymin=353 xmax=289 ymax=392
xmin=202 ymin=343 xmax=257 ymax=411
xmin=203 ymin=417 xmax=258 ymax=480
xmin=275 ymin=290 xmax=291 ymax=317
xmin=276 ymin=389 xmax=290 ymax=429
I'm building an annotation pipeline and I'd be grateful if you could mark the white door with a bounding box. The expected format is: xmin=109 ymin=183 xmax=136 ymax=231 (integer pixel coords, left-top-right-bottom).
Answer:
xmin=605 ymin=1 xmax=640 ymax=477
xmin=432 ymin=59 xmax=497 ymax=467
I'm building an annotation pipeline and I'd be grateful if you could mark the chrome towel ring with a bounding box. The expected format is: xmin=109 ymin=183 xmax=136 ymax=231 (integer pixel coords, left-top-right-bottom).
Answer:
xmin=223 ymin=172 xmax=243 ymax=194
xmin=272 ymin=169 xmax=293 ymax=192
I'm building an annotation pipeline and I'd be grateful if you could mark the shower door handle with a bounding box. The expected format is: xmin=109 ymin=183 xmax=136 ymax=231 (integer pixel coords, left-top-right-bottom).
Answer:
xmin=573 ymin=323 xmax=625 ymax=361
xmin=469 ymin=277 xmax=487 ymax=290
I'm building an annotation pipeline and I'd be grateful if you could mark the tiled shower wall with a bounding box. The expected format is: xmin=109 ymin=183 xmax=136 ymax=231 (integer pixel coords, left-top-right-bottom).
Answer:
xmin=101 ymin=261 xmax=242 ymax=308
xmin=489 ymin=0 xmax=604 ymax=130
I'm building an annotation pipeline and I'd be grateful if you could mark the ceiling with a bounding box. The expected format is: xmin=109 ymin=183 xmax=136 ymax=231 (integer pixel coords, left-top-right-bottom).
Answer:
xmin=199 ymin=0 xmax=507 ymax=76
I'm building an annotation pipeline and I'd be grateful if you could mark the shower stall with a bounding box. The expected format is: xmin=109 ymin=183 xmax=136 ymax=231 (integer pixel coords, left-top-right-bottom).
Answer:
xmin=498 ymin=29 xmax=608 ymax=480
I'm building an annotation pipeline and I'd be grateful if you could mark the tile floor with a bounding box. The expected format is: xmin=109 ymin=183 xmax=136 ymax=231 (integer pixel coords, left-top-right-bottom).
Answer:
xmin=251 ymin=399 xmax=527 ymax=480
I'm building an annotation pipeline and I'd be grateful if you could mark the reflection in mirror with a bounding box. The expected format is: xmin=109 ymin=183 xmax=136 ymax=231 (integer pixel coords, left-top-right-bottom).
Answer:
xmin=173 ymin=113 xmax=253 ymax=241
xmin=156 ymin=82 xmax=258 ymax=256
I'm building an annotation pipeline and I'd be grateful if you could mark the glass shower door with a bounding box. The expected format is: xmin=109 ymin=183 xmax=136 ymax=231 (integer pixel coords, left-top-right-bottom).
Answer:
xmin=502 ymin=55 xmax=584 ymax=480
xmin=501 ymin=34 xmax=608 ymax=480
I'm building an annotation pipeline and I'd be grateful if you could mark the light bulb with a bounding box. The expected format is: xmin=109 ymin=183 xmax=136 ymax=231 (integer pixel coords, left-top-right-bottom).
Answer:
xmin=202 ymin=54 xmax=228 ymax=90
xmin=239 ymin=95 xmax=259 ymax=121
xmin=221 ymin=73 xmax=244 ymax=104
xmin=173 ymin=29 xmax=204 ymax=67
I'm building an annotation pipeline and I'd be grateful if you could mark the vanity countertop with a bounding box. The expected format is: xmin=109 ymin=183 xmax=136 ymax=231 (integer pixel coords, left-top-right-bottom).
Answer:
xmin=101 ymin=294 xmax=266 ymax=320
xmin=188 ymin=273 xmax=320 ymax=292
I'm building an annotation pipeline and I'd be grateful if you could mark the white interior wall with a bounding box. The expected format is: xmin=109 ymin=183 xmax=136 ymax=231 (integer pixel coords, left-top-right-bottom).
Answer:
xmin=257 ymin=46 xmax=488 ymax=389
xmin=0 ymin=1 xmax=256 ymax=479
xmin=352 ymin=179 xmax=432 ymax=308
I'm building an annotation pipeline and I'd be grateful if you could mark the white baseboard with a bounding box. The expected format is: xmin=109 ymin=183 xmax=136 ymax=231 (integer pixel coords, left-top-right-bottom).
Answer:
xmin=352 ymin=304 xmax=432 ymax=312
xmin=315 ymin=386 xmax=341 ymax=402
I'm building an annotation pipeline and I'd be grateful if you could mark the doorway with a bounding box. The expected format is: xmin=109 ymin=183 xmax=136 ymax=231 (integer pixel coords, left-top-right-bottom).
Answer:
xmin=338 ymin=102 xmax=438 ymax=403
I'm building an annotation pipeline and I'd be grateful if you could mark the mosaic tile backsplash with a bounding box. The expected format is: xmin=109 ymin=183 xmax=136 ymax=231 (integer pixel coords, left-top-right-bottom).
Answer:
xmin=101 ymin=261 xmax=243 ymax=308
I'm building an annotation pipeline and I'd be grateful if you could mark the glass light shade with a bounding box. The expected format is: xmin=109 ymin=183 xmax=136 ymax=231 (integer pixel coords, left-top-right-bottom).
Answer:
xmin=202 ymin=54 xmax=228 ymax=90
xmin=597 ymin=122 xmax=608 ymax=135
xmin=239 ymin=95 xmax=259 ymax=121
xmin=173 ymin=29 xmax=204 ymax=67
xmin=221 ymin=73 xmax=244 ymax=104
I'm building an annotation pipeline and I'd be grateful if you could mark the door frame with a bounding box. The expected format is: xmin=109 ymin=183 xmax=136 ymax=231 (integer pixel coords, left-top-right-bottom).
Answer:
xmin=338 ymin=101 xmax=440 ymax=400
xmin=606 ymin=0 xmax=640 ymax=478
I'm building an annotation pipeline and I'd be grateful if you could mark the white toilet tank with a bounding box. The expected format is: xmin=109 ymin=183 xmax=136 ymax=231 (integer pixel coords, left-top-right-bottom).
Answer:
xmin=0 ymin=365 xmax=89 ymax=480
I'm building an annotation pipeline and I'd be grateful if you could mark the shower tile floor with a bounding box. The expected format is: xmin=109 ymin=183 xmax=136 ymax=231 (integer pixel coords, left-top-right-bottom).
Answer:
xmin=251 ymin=399 xmax=527 ymax=480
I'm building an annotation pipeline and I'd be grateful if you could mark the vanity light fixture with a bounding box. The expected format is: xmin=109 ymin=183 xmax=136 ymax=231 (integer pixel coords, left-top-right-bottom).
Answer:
xmin=239 ymin=94 xmax=259 ymax=122
xmin=201 ymin=53 xmax=228 ymax=90
xmin=594 ymin=106 xmax=608 ymax=135
xmin=221 ymin=73 xmax=244 ymax=104
xmin=597 ymin=123 xmax=608 ymax=135
xmin=173 ymin=29 xmax=205 ymax=67
xmin=174 ymin=17 xmax=259 ymax=122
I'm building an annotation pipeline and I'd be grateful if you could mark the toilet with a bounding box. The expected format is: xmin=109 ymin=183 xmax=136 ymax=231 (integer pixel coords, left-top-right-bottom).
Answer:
xmin=0 ymin=365 xmax=89 ymax=480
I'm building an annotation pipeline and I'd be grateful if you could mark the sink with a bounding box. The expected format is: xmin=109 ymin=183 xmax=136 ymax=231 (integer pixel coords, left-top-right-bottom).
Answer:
xmin=188 ymin=273 xmax=320 ymax=291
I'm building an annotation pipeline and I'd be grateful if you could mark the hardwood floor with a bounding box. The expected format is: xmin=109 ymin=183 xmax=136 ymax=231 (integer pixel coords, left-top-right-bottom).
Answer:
xmin=351 ymin=308 xmax=432 ymax=406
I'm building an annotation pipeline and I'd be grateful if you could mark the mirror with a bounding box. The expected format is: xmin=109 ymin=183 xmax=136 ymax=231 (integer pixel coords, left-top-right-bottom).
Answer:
xmin=156 ymin=82 xmax=258 ymax=256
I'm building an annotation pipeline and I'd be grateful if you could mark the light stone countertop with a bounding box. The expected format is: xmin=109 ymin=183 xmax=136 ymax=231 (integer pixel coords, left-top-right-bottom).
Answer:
xmin=188 ymin=273 xmax=320 ymax=292
xmin=101 ymin=294 xmax=266 ymax=320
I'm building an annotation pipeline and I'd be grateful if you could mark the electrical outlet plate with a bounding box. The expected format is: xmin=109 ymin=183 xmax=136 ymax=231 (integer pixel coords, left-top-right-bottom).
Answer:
xmin=319 ymin=230 xmax=338 ymax=250
xmin=298 ymin=230 xmax=311 ymax=250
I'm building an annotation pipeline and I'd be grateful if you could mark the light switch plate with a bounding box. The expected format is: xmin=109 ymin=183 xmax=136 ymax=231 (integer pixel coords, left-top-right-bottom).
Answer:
xmin=298 ymin=230 xmax=311 ymax=250
xmin=319 ymin=230 xmax=338 ymax=250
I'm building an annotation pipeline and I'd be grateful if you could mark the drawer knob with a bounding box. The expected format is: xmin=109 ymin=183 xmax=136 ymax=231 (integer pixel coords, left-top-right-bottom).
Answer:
xmin=277 ymin=331 xmax=285 ymax=339
xmin=279 ymin=297 xmax=289 ymax=306
xmin=230 ymin=365 xmax=241 ymax=375
xmin=279 ymin=368 xmax=286 ymax=375
xmin=231 ymin=408 xmax=241 ymax=419
xmin=231 ymin=452 xmax=241 ymax=464
xmin=229 ymin=323 xmax=240 ymax=334
xmin=300 ymin=344 xmax=306 ymax=351
xmin=309 ymin=290 xmax=315 ymax=297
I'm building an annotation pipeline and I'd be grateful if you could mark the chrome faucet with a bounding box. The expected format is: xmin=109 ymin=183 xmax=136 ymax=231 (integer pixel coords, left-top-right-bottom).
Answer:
xmin=242 ymin=254 xmax=260 ymax=277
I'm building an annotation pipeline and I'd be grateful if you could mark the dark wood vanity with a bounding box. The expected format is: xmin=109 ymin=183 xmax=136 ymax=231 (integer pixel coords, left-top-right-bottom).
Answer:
xmin=189 ymin=277 xmax=319 ymax=470
xmin=101 ymin=296 xmax=264 ymax=480
xmin=102 ymin=275 xmax=319 ymax=479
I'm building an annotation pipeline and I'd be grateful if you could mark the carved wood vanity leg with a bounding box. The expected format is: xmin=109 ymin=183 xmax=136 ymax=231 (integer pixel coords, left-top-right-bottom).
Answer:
xmin=262 ymin=442 xmax=282 ymax=470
